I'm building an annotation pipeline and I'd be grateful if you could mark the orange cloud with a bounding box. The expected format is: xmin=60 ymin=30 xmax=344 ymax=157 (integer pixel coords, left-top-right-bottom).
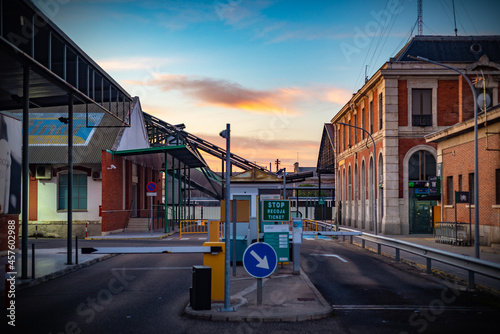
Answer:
xmin=143 ymin=74 xmax=297 ymax=115
xmin=126 ymin=73 xmax=351 ymax=115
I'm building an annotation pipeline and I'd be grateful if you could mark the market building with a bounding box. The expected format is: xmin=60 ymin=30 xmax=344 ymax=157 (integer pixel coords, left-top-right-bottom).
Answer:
xmin=331 ymin=35 xmax=500 ymax=241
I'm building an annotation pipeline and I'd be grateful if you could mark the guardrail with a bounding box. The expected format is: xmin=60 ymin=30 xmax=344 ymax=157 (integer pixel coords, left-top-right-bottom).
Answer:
xmin=337 ymin=227 xmax=500 ymax=290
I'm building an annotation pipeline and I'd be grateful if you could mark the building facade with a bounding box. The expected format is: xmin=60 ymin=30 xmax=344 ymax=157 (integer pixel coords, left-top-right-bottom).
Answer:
xmin=426 ymin=105 xmax=500 ymax=246
xmin=332 ymin=36 xmax=500 ymax=238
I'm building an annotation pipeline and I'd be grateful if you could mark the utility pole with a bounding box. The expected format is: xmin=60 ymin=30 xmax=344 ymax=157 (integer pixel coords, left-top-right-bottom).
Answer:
xmin=275 ymin=159 xmax=281 ymax=173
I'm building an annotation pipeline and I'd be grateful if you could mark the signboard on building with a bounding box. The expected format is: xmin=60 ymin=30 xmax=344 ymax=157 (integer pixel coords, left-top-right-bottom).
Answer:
xmin=261 ymin=200 xmax=290 ymax=222
xmin=429 ymin=176 xmax=440 ymax=196
xmin=455 ymin=191 xmax=470 ymax=204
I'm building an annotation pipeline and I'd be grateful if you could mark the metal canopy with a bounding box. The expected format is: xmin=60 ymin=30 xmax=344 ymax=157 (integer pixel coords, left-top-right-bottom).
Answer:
xmin=107 ymin=145 xmax=207 ymax=169
xmin=0 ymin=0 xmax=132 ymax=125
xmin=144 ymin=112 xmax=268 ymax=172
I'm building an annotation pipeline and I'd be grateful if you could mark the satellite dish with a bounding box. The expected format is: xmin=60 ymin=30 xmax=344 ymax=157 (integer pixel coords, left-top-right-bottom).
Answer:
xmin=477 ymin=92 xmax=491 ymax=111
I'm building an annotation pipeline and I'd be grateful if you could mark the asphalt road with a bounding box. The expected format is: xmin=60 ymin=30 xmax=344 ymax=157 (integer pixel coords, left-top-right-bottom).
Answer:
xmin=4 ymin=236 xmax=500 ymax=334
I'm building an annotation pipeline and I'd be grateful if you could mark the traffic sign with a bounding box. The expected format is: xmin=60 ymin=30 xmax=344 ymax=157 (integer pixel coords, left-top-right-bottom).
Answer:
xmin=146 ymin=182 xmax=157 ymax=192
xmin=242 ymin=242 xmax=277 ymax=278
xmin=261 ymin=200 xmax=290 ymax=222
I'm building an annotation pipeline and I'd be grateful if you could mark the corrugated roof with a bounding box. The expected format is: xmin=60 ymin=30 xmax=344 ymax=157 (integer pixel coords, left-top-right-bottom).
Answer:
xmin=316 ymin=123 xmax=335 ymax=173
xmin=16 ymin=103 xmax=123 ymax=164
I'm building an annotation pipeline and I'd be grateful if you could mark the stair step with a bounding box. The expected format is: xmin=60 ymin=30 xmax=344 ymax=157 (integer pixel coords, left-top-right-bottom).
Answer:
xmin=126 ymin=218 xmax=152 ymax=232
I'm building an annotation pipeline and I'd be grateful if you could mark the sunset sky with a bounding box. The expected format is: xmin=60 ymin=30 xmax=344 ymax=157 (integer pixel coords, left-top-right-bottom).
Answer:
xmin=40 ymin=0 xmax=500 ymax=171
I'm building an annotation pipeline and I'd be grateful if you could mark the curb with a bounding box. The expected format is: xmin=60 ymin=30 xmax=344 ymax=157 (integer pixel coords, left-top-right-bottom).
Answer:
xmin=184 ymin=270 xmax=334 ymax=322
xmin=15 ymin=254 xmax=116 ymax=291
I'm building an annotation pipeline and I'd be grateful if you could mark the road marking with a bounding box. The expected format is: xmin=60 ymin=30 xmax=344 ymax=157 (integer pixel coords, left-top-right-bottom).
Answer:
xmin=311 ymin=254 xmax=348 ymax=262
xmin=198 ymin=237 xmax=207 ymax=240
xmin=180 ymin=238 xmax=190 ymax=240
xmin=111 ymin=267 xmax=192 ymax=271
xmin=332 ymin=305 xmax=496 ymax=311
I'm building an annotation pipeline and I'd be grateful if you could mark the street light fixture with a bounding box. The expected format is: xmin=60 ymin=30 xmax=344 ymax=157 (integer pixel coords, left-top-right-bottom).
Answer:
xmin=409 ymin=55 xmax=480 ymax=259
xmin=339 ymin=122 xmax=377 ymax=235
xmin=219 ymin=124 xmax=234 ymax=311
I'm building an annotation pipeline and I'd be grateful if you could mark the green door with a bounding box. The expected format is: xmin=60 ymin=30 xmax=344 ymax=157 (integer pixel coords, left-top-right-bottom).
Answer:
xmin=409 ymin=190 xmax=434 ymax=234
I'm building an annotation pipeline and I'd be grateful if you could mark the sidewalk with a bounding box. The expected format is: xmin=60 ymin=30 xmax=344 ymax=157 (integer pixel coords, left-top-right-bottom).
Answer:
xmin=373 ymin=233 xmax=500 ymax=264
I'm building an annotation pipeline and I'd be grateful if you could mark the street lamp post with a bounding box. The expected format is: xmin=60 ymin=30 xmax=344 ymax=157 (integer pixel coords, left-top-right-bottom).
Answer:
xmin=339 ymin=123 xmax=377 ymax=235
xmin=219 ymin=124 xmax=234 ymax=311
xmin=410 ymin=55 xmax=480 ymax=259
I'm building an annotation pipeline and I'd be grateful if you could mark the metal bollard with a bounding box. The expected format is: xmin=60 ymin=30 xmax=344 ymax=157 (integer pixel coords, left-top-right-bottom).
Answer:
xmin=32 ymin=243 xmax=35 ymax=279
xmin=75 ymin=236 xmax=79 ymax=265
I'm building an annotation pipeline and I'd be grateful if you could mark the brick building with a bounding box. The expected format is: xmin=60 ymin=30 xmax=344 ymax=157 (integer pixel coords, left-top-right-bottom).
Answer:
xmin=426 ymin=105 xmax=500 ymax=246
xmin=331 ymin=35 xmax=500 ymax=238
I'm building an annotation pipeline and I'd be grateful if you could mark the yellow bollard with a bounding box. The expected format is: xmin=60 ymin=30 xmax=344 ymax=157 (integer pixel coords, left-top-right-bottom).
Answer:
xmin=203 ymin=241 xmax=225 ymax=301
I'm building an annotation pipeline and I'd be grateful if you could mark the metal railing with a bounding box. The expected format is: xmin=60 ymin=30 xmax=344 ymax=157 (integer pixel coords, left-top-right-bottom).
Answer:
xmin=338 ymin=227 xmax=500 ymax=290
xmin=179 ymin=220 xmax=209 ymax=238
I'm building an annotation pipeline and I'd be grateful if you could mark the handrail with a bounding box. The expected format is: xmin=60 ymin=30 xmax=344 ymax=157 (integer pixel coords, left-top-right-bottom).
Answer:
xmin=123 ymin=198 xmax=135 ymax=232
xmin=338 ymin=227 xmax=500 ymax=289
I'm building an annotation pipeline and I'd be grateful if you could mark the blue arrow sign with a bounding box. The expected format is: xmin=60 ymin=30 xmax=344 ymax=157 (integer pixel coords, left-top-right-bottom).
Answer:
xmin=242 ymin=242 xmax=277 ymax=278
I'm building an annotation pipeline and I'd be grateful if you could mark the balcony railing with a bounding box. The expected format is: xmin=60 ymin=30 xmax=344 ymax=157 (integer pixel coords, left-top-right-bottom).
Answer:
xmin=412 ymin=114 xmax=432 ymax=127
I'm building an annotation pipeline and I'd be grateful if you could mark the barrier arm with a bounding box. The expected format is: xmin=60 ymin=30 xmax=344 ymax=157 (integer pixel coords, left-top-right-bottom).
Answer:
xmin=82 ymin=246 xmax=222 ymax=254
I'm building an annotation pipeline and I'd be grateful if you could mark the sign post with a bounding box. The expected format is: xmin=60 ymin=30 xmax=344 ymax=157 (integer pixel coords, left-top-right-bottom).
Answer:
xmin=455 ymin=191 xmax=471 ymax=245
xmin=147 ymin=182 xmax=157 ymax=235
xmin=242 ymin=242 xmax=278 ymax=305
xmin=292 ymin=218 xmax=303 ymax=274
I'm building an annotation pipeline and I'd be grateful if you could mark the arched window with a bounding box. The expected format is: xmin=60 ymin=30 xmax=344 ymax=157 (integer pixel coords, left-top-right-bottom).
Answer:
xmin=409 ymin=151 xmax=436 ymax=181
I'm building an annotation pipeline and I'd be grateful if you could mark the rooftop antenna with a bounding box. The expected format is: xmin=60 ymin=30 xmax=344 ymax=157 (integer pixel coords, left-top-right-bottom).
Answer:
xmin=364 ymin=65 xmax=369 ymax=83
xmin=417 ymin=0 xmax=423 ymax=35
xmin=452 ymin=0 xmax=458 ymax=36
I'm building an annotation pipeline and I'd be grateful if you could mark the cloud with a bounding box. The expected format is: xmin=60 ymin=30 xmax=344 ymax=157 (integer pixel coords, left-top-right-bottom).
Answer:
xmin=128 ymin=73 xmax=301 ymax=114
xmin=96 ymin=57 xmax=179 ymax=71
xmin=126 ymin=72 xmax=351 ymax=114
